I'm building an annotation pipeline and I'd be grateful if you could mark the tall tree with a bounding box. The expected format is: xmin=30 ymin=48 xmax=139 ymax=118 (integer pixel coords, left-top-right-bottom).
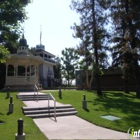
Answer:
xmin=70 ymin=0 xmax=110 ymax=95
xmin=0 ymin=0 xmax=29 ymax=89
xmin=61 ymin=47 xmax=79 ymax=87
xmin=110 ymin=0 xmax=140 ymax=98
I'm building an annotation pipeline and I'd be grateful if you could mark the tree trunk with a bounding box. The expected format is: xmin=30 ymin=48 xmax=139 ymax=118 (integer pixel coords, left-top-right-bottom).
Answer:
xmin=96 ymin=74 xmax=102 ymax=95
xmin=68 ymin=72 xmax=70 ymax=87
xmin=134 ymin=60 xmax=140 ymax=98
xmin=130 ymin=39 xmax=140 ymax=98
xmin=86 ymin=70 xmax=89 ymax=90
xmin=124 ymin=78 xmax=129 ymax=93
xmin=89 ymin=71 xmax=94 ymax=91
xmin=92 ymin=0 xmax=102 ymax=95
xmin=126 ymin=0 xmax=140 ymax=98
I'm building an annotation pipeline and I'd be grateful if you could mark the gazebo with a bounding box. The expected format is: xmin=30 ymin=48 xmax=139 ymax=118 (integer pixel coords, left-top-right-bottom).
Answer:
xmin=4 ymin=35 xmax=43 ymax=91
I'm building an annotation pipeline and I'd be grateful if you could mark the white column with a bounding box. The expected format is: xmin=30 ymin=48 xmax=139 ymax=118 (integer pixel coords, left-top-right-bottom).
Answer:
xmin=14 ymin=64 xmax=16 ymax=84
xmin=25 ymin=65 xmax=27 ymax=84
xmin=37 ymin=65 xmax=39 ymax=83
xmin=29 ymin=64 xmax=31 ymax=84
xmin=5 ymin=64 xmax=8 ymax=85
xmin=32 ymin=65 xmax=35 ymax=84
xmin=34 ymin=65 xmax=36 ymax=83
xmin=16 ymin=63 xmax=18 ymax=85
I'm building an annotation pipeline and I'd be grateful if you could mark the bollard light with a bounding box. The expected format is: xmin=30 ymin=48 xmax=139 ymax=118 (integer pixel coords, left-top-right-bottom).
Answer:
xmin=82 ymin=94 xmax=87 ymax=110
xmin=15 ymin=118 xmax=25 ymax=140
xmin=18 ymin=118 xmax=23 ymax=135
xmin=9 ymin=96 xmax=14 ymax=113
xmin=7 ymin=87 xmax=10 ymax=98
xmin=10 ymin=96 xmax=13 ymax=104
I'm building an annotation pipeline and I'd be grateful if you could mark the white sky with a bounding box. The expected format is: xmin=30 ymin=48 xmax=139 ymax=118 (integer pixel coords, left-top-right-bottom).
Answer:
xmin=24 ymin=0 xmax=80 ymax=57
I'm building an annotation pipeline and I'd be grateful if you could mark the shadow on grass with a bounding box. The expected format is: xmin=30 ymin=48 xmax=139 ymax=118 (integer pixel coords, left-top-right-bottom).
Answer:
xmin=83 ymin=108 xmax=90 ymax=112
xmin=104 ymin=91 xmax=136 ymax=98
xmin=93 ymin=91 xmax=140 ymax=115
xmin=0 ymin=112 xmax=4 ymax=115
xmin=87 ymin=100 xmax=93 ymax=103
xmin=123 ymin=114 xmax=140 ymax=127
xmin=89 ymin=91 xmax=140 ymax=131
xmin=7 ymin=112 xmax=13 ymax=115
xmin=0 ymin=120 xmax=4 ymax=124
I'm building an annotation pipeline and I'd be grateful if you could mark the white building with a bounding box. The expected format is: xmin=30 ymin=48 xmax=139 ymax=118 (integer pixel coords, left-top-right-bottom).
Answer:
xmin=32 ymin=43 xmax=56 ymax=88
xmin=3 ymin=35 xmax=56 ymax=91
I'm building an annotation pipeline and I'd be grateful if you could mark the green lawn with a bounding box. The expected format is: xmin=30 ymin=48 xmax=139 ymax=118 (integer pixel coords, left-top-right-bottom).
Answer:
xmin=0 ymin=92 xmax=47 ymax=140
xmin=44 ymin=90 xmax=140 ymax=133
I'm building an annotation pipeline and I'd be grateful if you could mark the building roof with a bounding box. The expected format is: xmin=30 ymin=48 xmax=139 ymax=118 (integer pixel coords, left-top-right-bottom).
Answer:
xmin=33 ymin=49 xmax=55 ymax=57
xmin=7 ymin=53 xmax=43 ymax=65
xmin=19 ymin=34 xmax=28 ymax=48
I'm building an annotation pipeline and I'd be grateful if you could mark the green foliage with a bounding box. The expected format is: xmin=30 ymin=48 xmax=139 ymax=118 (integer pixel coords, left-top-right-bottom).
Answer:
xmin=110 ymin=0 xmax=140 ymax=97
xmin=0 ymin=45 xmax=9 ymax=63
xmin=61 ymin=47 xmax=79 ymax=86
xmin=0 ymin=0 xmax=28 ymax=88
xmin=70 ymin=0 xmax=110 ymax=94
xmin=0 ymin=0 xmax=28 ymax=46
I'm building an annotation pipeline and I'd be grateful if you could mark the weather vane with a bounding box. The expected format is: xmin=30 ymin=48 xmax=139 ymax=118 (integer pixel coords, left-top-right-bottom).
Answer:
xmin=21 ymin=22 xmax=25 ymax=39
xmin=40 ymin=25 xmax=42 ymax=45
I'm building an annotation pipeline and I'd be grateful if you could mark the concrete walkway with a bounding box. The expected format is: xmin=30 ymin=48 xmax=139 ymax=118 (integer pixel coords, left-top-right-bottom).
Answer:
xmin=19 ymin=92 xmax=128 ymax=139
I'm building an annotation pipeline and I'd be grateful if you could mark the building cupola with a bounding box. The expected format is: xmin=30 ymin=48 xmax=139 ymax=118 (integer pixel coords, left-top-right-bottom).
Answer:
xmin=36 ymin=44 xmax=45 ymax=50
xmin=17 ymin=34 xmax=29 ymax=54
xmin=19 ymin=34 xmax=28 ymax=48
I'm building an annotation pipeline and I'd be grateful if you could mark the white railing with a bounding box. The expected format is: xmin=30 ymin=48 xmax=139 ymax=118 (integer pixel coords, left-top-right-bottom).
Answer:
xmin=34 ymin=85 xmax=38 ymax=102
xmin=6 ymin=76 xmax=38 ymax=85
xmin=48 ymin=93 xmax=57 ymax=122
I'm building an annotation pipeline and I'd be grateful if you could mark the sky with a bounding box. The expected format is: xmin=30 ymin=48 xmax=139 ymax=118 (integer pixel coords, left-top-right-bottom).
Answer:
xmin=24 ymin=0 xmax=80 ymax=57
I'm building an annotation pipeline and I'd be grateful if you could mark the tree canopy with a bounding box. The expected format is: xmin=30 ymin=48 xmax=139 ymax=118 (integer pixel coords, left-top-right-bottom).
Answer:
xmin=0 ymin=45 xmax=9 ymax=63
xmin=70 ymin=0 xmax=110 ymax=95
xmin=61 ymin=47 xmax=79 ymax=87
xmin=70 ymin=0 xmax=140 ymax=98
xmin=110 ymin=0 xmax=140 ymax=97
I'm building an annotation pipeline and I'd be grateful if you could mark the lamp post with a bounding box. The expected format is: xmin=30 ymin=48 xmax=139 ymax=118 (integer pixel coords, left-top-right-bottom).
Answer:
xmin=58 ymin=78 xmax=62 ymax=99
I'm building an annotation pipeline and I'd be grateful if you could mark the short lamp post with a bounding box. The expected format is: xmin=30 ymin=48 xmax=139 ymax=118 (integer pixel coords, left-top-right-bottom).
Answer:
xmin=82 ymin=94 xmax=87 ymax=110
xmin=15 ymin=118 xmax=25 ymax=140
xmin=58 ymin=79 xmax=62 ymax=99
